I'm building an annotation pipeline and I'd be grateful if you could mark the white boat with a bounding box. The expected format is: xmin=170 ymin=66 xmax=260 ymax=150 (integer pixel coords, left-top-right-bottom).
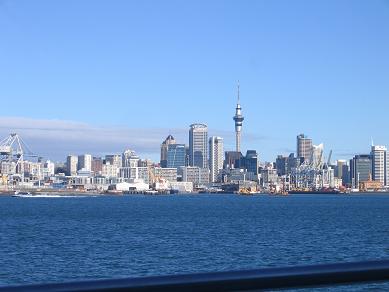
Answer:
xmin=12 ymin=191 xmax=34 ymax=197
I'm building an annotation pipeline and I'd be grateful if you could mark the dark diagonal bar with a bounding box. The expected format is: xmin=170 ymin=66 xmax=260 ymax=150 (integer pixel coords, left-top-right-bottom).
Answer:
xmin=2 ymin=259 xmax=389 ymax=292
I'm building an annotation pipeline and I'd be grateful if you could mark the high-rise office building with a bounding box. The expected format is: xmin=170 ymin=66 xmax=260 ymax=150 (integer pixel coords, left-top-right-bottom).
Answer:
xmin=66 ymin=155 xmax=78 ymax=176
xmin=209 ymin=136 xmax=224 ymax=182
xmin=91 ymin=157 xmax=103 ymax=175
xmin=224 ymin=151 xmax=243 ymax=169
xmin=244 ymin=150 xmax=259 ymax=175
xmin=297 ymin=134 xmax=312 ymax=164
xmin=371 ymin=145 xmax=388 ymax=186
xmin=233 ymin=83 xmax=244 ymax=152
xmin=160 ymin=135 xmax=176 ymax=168
xmin=189 ymin=123 xmax=208 ymax=168
xmin=311 ymin=144 xmax=324 ymax=168
xmin=167 ymin=144 xmax=186 ymax=169
xmin=335 ymin=160 xmax=346 ymax=179
xmin=122 ymin=149 xmax=139 ymax=168
xmin=179 ymin=166 xmax=209 ymax=185
xmin=287 ymin=153 xmax=299 ymax=174
xmin=350 ymin=154 xmax=372 ymax=188
xmin=78 ymin=154 xmax=92 ymax=171
xmin=276 ymin=155 xmax=288 ymax=176
xmin=335 ymin=160 xmax=350 ymax=186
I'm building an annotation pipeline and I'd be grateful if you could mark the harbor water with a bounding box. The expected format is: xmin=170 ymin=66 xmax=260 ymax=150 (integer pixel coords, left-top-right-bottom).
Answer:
xmin=0 ymin=194 xmax=388 ymax=290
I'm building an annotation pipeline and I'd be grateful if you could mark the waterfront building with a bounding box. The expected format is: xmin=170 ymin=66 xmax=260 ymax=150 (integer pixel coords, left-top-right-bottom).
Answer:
xmin=69 ymin=176 xmax=94 ymax=189
xmin=260 ymin=167 xmax=279 ymax=188
xmin=66 ymin=155 xmax=78 ymax=176
xmin=359 ymin=174 xmax=383 ymax=191
xmin=371 ymin=145 xmax=388 ymax=186
xmin=119 ymin=166 xmax=150 ymax=184
xmin=153 ymin=167 xmax=177 ymax=182
xmin=350 ymin=154 xmax=372 ymax=189
xmin=189 ymin=124 xmax=208 ymax=168
xmin=180 ymin=166 xmax=209 ymax=186
xmin=297 ymin=134 xmax=312 ymax=164
xmin=219 ymin=168 xmax=257 ymax=183
xmin=233 ymin=83 xmax=244 ymax=152
xmin=169 ymin=181 xmax=193 ymax=193
xmin=114 ymin=180 xmax=149 ymax=192
xmin=167 ymin=144 xmax=186 ymax=169
xmin=78 ymin=154 xmax=92 ymax=171
xmin=209 ymin=137 xmax=224 ymax=183
xmin=160 ymin=135 xmax=176 ymax=168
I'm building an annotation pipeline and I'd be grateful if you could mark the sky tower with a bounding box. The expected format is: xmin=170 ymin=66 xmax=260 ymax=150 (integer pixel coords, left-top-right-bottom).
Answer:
xmin=233 ymin=83 xmax=244 ymax=153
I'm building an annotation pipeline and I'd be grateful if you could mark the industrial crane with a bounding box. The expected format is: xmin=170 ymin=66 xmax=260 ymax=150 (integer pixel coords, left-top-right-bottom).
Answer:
xmin=0 ymin=133 xmax=37 ymax=184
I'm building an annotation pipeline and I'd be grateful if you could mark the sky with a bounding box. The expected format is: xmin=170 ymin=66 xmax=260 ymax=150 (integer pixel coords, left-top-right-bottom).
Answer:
xmin=0 ymin=0 xmax=389 ymax=162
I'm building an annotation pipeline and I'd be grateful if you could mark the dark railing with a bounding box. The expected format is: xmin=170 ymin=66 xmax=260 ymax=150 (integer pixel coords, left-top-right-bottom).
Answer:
xmin=2 ymin=260 xmax=389 ymax=291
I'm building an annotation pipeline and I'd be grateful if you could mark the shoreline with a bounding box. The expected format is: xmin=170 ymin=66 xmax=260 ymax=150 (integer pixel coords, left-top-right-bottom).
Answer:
xmin=1 ymin=190 xmax=389 ymax=197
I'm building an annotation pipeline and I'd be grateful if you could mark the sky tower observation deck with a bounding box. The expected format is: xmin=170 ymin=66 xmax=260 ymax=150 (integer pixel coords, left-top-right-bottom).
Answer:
xmin=233 ymin=84 xmax=244 ymax=153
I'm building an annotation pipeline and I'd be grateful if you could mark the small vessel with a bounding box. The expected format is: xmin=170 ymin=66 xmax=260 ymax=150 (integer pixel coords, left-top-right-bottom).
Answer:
xmin=12 ymin=191 xmax=34 ymax=197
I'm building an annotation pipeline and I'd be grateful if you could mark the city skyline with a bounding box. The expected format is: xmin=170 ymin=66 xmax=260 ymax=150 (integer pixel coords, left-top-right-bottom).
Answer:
xmin=1 ymin=110 xmax=388 ymax=163
xmin=1 ymin=1 xmax=389 ymax=161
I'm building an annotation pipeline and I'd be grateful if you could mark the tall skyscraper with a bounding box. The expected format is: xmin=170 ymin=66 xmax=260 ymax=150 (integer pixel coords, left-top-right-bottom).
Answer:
xmin=350 ymin=154 xmax=372 ymax=188
xmin=371 ymin=145 xmax=388 ymax=186
xmin=335 ymin=160 xmax=346 ymax=179
xmin=189 ymin=123 xmax=208 ymax=168
xmin=160 ymin=135 xmax=176 ymax=168
xmin=233 ymin=83 xmax=244 ymax=152
xmin=78 ymin=154 xmax=92 ymax=171
xmin=297 ymin=134 xmax=312 ymax=164
xmin=167 ymin=144 xmax=186 ymax=169
xmin=276 ymin=155 xmax=288 ymax=176
xmin=335 ymin=159 xmax=350 ymax=186
xmin=311 ymin=144 xmax=324 ymax=168
xmin=66 ymin=155 xmax=78 ymax=176
xmin=209 ymin=136 xmax=224 ymax=182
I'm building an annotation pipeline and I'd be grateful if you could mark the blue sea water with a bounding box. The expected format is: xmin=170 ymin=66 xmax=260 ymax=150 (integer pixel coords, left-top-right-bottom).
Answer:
xmin=0 ymin=194 xmax=388 ymax=290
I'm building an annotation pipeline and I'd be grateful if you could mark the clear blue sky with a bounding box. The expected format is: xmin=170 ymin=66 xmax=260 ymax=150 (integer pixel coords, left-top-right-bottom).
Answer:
xmin=1 ymin=0 xmax=389 ymax=162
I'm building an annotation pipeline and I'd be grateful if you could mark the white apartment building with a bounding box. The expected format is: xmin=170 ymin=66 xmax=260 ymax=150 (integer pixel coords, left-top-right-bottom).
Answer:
xmin=371 ymin=145 xmax=388 ymax=186
xmin=209 ymin=136 xmax=224 ymax=183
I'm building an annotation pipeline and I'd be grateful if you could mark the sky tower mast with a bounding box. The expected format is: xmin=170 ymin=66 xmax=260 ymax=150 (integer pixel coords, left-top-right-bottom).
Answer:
xmin=233 ymin=82 xmax=244 ymax=153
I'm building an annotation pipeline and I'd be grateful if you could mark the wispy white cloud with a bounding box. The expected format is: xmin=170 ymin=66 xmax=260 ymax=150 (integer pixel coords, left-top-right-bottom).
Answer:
xmin=0 ymin=117 xmax=268 ymax=161
xmin=0 ymin=117 xmax=181 ymax=161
